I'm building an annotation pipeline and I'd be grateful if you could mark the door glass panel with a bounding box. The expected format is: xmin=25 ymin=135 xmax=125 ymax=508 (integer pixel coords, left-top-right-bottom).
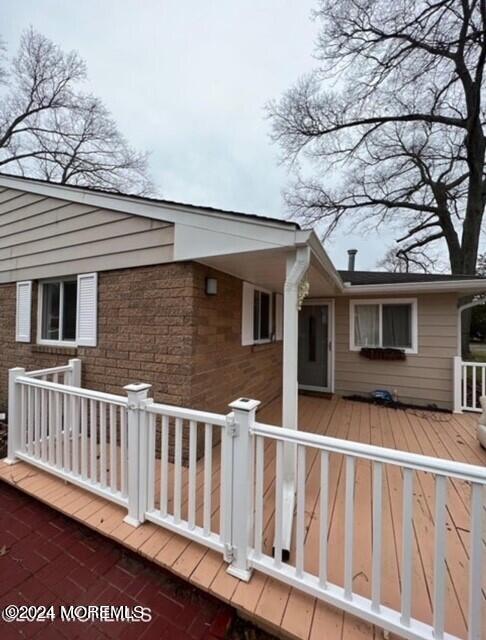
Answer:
xmin=298 ymin=305 xmax=329 ymax=389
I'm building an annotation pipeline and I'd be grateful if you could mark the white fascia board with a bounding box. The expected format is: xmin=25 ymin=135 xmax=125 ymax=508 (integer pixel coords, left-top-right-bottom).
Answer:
xmin=342 ymin=280 xmax=486 ymax=295
xmin=301 ymin=230 xmax=344 ymax=293
xmin=0 ymin=174 xmax=298 ymax=238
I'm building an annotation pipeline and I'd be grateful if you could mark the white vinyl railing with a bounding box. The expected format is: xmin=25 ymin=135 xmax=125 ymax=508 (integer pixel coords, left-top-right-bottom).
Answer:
xmin=6 ymin=362 xmax=486 ymax=640
xmin=453 ymin=355 xmax=486 ymax=412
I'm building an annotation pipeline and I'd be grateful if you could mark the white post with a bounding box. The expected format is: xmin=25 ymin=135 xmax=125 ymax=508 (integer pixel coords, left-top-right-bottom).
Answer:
xmin=69 ymin=358 xmax=82 ymax=387
xmin=226 ymin=397 xmax=260 ymax=581
xmin=453 ymin=355 xmax=463 ymax=414
xmin=6 ymin=367 xmax=26 ymax=464
xmin=123 ymin=383 xmax=152 ymax=527
xmin=280 ymin=246 xmax=310 ymax=557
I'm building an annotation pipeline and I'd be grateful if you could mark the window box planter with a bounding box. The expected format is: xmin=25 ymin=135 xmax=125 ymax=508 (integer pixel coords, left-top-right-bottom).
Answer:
xmin=360 ymin=347 xmax=406 ymax=361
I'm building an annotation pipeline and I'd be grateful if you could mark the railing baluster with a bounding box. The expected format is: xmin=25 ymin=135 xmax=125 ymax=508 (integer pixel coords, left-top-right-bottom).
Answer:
xmin=28 ymin=386 xmax=34 ymax=456
xmin=41 ymin=389 xmax=47 ymax=461
xmin=296 ymin=445 xmax=306 ymax=578
xmin=100 ymin=402 xmax=107 ymax=487
xmin=174 ymin=417 xmax=182 ymax=523
xmin=80 ymin=398 xmax=88 ymax=479
xmin=71 ymin=394 xmax=79 ymax=475
xmin=160 ymin=415 xmax=169 ymax=517
xmin=48 ymin=389 xmax=54 ymax=465
xmin=188 ymin=420 xmax=197 ymax=530
xmin=344 ymin=456 xmax=355 ymax=600
xmin=433 ymin=475 xmax=447 ymax=639
xmin=63 ymin=392 xmax=69 ymax=472
xmin=254 ymin=435 xmax=264 ymax=557
xmin=109 ymin=404 xmax=117 ymax=492
xmin=468 ymin=483 xmax=483 ymax=640
xmin=89 ymin=399 xmax=97 ymax=483
xmin=319 ymin=450 xmax=329 ymax=588
xmin=472 ymin=366 xmax=477 ymax=410
xmin=482 ymin=366 xmax=486 ymax=400
xmin=147 ymin=413 xmax=156 ymax=511
xmin=372 ymin=461 xmax=383 ymax=613
xmin=274 ymin=439 xmax=284 ymax=568
xmin=401 ymin=468 xmax=414 ymax=627
xmin=203 ymin=423 xmax=213 ymax=537
xmin=34 ymin=387 xmax=41 ymax=459
xmin=55 ymin=391 xmax=61 ymax=467
xmin=120 ymin=406 xmax=127 ymax=497
xmin=20 ymin=385 xmax=27 ymax=454
xmin=463 ymin=364 xmax=468 ymax=409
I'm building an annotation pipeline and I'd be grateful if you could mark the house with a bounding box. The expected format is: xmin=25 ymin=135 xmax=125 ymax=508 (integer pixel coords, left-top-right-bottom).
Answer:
xmin=0 ymin=172 xmax=485 ymax=422
xmin=1 ymin=172 xmax=486 ymax=640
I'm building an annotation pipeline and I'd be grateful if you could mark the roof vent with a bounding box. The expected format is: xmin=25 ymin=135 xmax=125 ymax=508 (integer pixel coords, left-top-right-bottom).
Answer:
xmin=347 ymin=249 xmax=358 ymax=272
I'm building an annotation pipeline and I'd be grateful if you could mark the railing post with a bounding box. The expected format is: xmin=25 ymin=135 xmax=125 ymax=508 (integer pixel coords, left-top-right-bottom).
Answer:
xmin=6 ymin=367 xmax=26 ymax=464
xmin=226 ymin=397 xmax=260 ymax=582
xmin=69 ymin=358 xmax=82 ymax=387
xmin=123 ymin=383 xmax=152 ymax=527
xmin=453 ymin=356 xmax=463 ymax=413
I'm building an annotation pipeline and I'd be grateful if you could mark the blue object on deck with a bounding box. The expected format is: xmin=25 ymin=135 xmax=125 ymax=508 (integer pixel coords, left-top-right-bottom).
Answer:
xmin=371 ymin=389 xmax=394 ymax=404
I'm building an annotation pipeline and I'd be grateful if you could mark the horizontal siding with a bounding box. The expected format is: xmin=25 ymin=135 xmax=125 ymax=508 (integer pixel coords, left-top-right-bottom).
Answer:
xmin=334 ymin=293 xmax=459 ymax=409
xmin=0 ymin=188 xmax=174 ymax=282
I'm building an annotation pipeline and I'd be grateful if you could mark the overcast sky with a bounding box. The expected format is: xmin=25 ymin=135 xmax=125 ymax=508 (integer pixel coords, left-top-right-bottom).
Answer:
xmin=3 ymin=0 xmax=397 ymax=269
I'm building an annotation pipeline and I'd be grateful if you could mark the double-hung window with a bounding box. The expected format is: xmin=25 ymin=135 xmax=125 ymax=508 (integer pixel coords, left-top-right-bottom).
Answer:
xmin=242 ymin=282 xmax=282 ymax=346
xmin=40 ymin=278 xmax=78 ymax=344
xmin=253 ymin=288 xmax=271 ymax=342
xmin=350 ymin=298 xmax=418 ymax=353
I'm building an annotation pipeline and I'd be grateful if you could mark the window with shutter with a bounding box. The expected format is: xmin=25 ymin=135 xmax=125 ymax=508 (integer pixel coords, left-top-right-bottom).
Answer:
xmin=16 ymin=281 xmax=32 ymax=343
xmin=241 ymin=281 xmax=274 ymax=346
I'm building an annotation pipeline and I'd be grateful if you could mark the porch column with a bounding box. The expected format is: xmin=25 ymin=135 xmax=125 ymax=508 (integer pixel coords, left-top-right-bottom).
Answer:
xmin=280 ymin=245 xmax=310 ymax=557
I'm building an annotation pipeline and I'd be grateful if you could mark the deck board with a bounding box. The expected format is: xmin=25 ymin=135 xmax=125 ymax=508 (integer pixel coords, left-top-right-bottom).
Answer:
xmin=1 ymin=394 xmax=485 ymax=640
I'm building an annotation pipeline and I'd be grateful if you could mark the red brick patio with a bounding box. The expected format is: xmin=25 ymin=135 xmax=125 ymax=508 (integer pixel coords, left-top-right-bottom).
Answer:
xmin=0 ymin=483 xmax=234 ymax=640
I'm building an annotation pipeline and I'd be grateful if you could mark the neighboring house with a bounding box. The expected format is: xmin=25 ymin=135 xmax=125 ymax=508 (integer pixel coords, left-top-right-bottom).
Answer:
xmin=0 ymin=171 xmax=485 ymax=430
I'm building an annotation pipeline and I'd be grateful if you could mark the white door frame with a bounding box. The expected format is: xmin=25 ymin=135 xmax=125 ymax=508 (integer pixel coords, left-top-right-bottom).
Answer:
xmin=298 ymin=298 xmax=335 ymax=393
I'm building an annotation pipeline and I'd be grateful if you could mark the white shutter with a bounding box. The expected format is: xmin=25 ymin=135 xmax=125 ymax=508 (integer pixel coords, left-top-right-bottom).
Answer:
xmin=76 ymin=273 xmax=98 ymax=347
xmin=241 ymin=282 xmax=254 ymax=346
xmin=275 ymin=293 xmax=283 ymax=341
xmin=16 ymin=281 xmax=32 ymax=343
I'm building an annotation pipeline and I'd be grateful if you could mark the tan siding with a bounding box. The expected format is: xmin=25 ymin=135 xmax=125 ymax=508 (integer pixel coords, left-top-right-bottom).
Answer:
xmin=0 ymin=188 xmax=174 ymax=283
xmin=334 ymin=293 xmax=459 ymax=409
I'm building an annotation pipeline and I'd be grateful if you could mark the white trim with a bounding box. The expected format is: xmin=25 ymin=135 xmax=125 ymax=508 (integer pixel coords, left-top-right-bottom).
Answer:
xmin=299 ymin=299 xmax=335 ymax=393
xmin=37 ymin=276 xmax=78 ymax=347
xmin=349 ymin=298 xmax=418 ymax=355
xmin=343 ymin=280 xmax=486 ymax=295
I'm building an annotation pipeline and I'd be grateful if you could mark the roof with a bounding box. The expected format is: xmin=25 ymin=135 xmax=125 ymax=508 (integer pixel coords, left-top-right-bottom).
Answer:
xmin=339 ymin=270 xmax=485 ymax=286
xmin=0 ymin=171 xmax=300 ymax=230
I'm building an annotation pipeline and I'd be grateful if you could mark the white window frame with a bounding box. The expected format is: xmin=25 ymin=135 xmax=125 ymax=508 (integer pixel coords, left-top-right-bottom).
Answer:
xmin=37 ymin=276 xmax=78 ymax=347
xmin=253 ymin=286 xmax=273 ymax=344
xmin=349 ymin=298 xmax=418 ymax=354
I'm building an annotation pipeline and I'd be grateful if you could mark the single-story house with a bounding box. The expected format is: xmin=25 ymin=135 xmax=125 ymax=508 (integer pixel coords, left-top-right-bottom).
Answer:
xmin=0 ymin=171 xmax=485 ymax=432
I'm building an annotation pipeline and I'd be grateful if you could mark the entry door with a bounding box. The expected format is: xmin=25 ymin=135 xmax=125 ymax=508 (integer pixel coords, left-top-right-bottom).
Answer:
xmin=298 ymin=304 xmax=330 ymax=391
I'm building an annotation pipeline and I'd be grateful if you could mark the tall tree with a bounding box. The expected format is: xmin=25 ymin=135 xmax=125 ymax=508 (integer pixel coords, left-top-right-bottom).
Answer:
xmin=0 ymin=28 xmax=152 ymax=193
xmin=269 ymin=0 xmax=486 ymax=277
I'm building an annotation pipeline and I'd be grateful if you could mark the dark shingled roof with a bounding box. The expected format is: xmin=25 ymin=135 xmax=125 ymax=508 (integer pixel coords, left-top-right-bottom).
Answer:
xmin=338 ymin=270 xmax=485 ymax=286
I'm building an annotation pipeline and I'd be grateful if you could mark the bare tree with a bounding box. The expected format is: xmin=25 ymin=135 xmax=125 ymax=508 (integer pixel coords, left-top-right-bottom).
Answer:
xmin=0 ymin=28 xmax=152 ymax=194
xmin=269 ymin=0 xmax=486 ymax=279
xmin=376 ymin=247 xmax=440 ymax=273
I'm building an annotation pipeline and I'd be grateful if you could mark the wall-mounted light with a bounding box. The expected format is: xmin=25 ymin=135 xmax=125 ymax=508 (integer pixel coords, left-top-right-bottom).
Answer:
xmin=205 ymin=277 xmax=218 ymax=295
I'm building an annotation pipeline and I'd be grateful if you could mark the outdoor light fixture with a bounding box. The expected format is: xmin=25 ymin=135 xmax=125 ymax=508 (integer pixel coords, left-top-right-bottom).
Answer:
xmin=205 ymin=277 xmax=218 ymax=295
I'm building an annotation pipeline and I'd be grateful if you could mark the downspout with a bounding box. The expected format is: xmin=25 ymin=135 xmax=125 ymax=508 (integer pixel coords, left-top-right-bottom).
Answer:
xmin=279 ymin=245 xmax=311 ymax=559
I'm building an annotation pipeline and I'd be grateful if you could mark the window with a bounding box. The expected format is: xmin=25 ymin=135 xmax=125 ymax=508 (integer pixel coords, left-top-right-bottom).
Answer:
xmin=253 ymin=289 xmax=271 ymax=342
xmin=40 ymin=279 xmax=78 ymax=344
xmin=350 ymin=298 xmax=417 ymax=353
xmin=242 ymin=282 xmax=279 ymax=345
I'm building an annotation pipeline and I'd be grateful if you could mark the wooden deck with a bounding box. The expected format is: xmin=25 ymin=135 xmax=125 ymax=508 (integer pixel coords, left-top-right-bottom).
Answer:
xmin=1 ymin=395 xmax=485 ymax=640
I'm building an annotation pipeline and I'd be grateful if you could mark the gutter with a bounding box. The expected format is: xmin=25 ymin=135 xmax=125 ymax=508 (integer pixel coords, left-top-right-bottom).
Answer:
xmin=342 ymin=280 xmax=486 ymax=295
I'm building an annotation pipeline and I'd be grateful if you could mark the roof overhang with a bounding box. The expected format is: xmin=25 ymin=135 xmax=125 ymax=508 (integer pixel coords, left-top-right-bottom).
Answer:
xmin=342 ymin=279 xmax=486 ymax=295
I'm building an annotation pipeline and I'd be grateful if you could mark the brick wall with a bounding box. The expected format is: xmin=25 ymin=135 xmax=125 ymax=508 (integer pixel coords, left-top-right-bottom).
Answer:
xmin=0 ymin=263 xmax=195 ymax=410
xmin=0 ymin=262 xmax=283 ymax=416
xmin=190 ymin=264 xmax=283 ymax=413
